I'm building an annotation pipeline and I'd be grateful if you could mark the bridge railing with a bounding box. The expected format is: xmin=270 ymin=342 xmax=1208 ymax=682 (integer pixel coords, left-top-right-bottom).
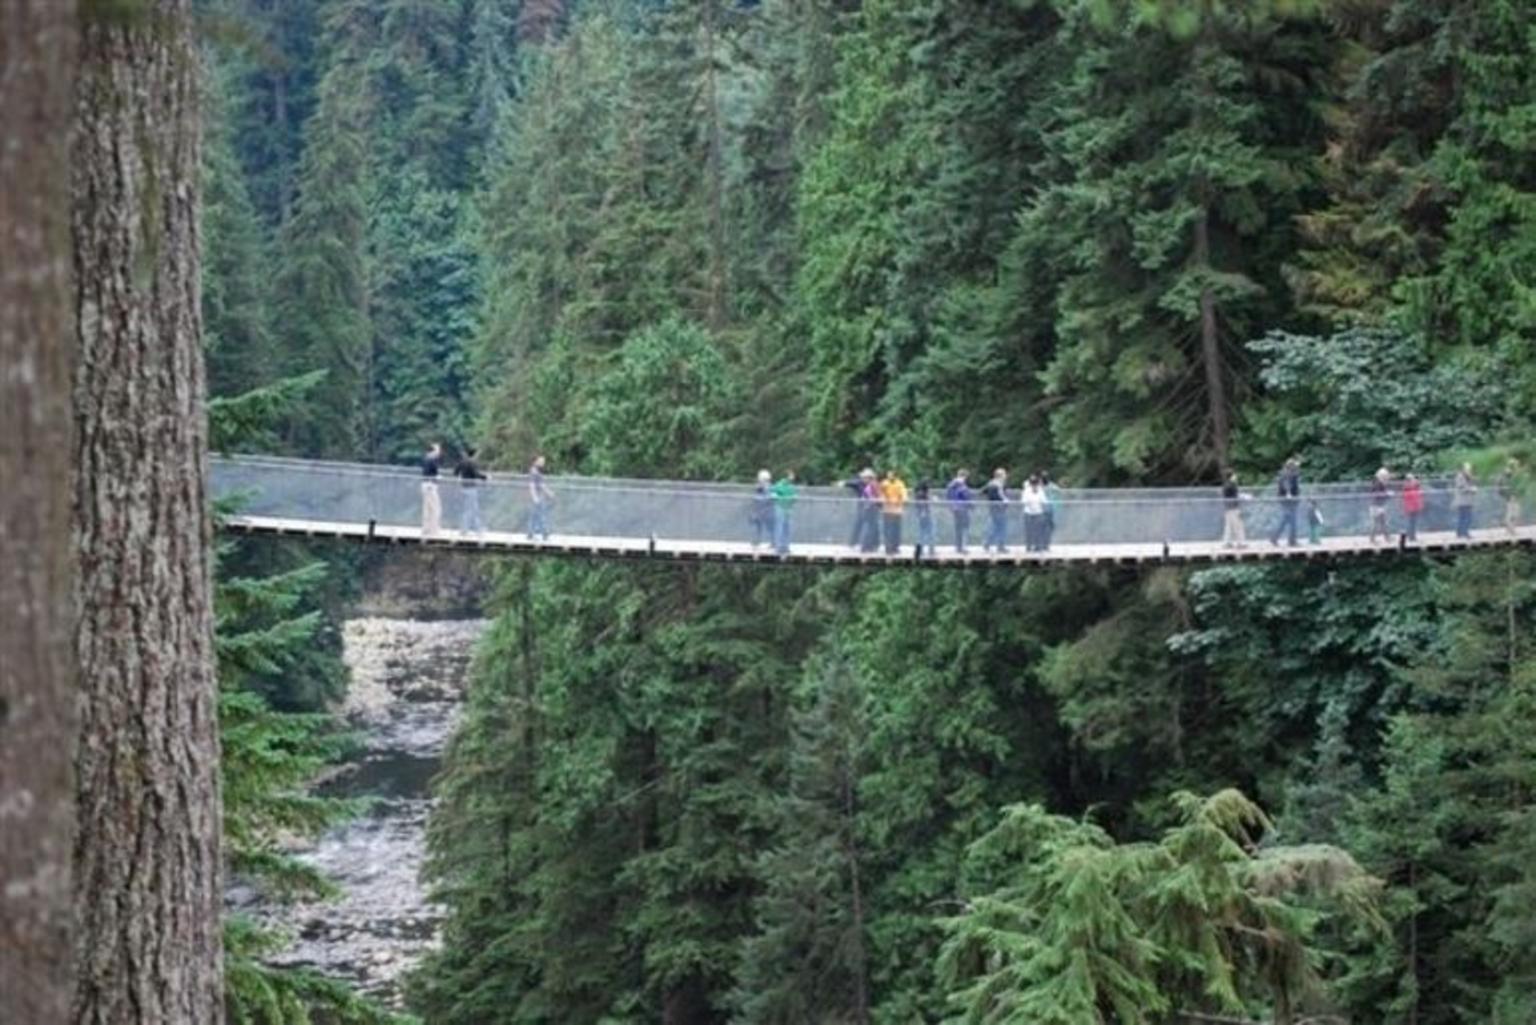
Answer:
xmin=211 ymin=455 xmax=1521 ymax=550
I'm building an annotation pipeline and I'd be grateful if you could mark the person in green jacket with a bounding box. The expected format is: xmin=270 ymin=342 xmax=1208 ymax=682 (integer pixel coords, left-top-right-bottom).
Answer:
xmin=771 ymin=471 xmax=798 ymax=554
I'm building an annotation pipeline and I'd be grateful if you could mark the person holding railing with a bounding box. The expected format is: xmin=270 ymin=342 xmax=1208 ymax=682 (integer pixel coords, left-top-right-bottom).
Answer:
xmin=946 ymin=469 xmax=973 ymax=554
xmin=771 ymin=470 xmax=798 ymax=554
xmin=1401 ymin=473 xmax=1424 ymax=542
xmin=751 ymin=469 xmax=774 ymax=548
xmin=1453 ymin=462 xmax=1477 ymax=538
xmin=528 ymin=454 xmax=552 ymax=540
xmin=880 ymin=468 xmax=908 ymax=554
xmin=982 ymin=468 xmax=1010 ymax=552
xmin=421 ymin=442 xmax=443 ymax=538
xmin=1270 ymin=457 xmax=1301 ymax=547
xmin=456 ymin=446 xmax=487 ymax=536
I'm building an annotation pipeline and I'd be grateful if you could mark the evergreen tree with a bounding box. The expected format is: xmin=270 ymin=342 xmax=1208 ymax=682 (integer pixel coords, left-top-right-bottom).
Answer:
xmin=734 ymin=654 xmax=872 ymax=1025
xmin=1005 ymin=0 xmax=1331 ymax=480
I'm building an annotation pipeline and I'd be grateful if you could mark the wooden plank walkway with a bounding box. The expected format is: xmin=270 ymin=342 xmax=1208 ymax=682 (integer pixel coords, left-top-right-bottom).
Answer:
xmin=222 ymin=514 xmax=1536 ymax=568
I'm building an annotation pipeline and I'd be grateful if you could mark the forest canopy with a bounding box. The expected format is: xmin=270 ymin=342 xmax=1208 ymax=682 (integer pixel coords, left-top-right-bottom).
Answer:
xmin=189 ymin=0 xmax=1536 ymax=1022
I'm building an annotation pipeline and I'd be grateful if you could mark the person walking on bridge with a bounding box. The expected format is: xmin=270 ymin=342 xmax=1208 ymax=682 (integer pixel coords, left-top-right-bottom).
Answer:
xmin=982 ymin=468 xmax=1010 ymax=552
xmin=946 ymin=469 xmax=973 ymax=554
xmin=456 ymin=446 xmax=487 ymax=536
xmin=1402 ymin=473 xmax=1424 ymax=542
xmin=771 ymin=470 xmax=798 ymax=555
xmin=880 ymin=469 xmax=908 ymax=554
xmin=1221 ymin=470 xmax=1246 ymax=549
xmin=528 ymin=454 xmax=552 ymax=541
xmin=1270 ymin=457 xmax=1301 ymax=547
xmin=1498 ymin=459 xmax=1522 ymax=536
xmin=421 ymin=442 xmax=443 ymax=539
xmin=1453 ymin=462 xmax=1477 ymax=539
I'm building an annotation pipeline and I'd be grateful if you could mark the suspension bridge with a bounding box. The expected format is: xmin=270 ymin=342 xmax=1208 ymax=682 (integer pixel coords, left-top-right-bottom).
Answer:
xmin=214 ymin=455 xmax=1536 ymax=568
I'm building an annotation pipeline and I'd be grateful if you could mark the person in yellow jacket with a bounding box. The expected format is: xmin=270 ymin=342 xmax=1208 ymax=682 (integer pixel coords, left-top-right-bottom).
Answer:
xmin=880 ymin=469 xmax=909 ymax=554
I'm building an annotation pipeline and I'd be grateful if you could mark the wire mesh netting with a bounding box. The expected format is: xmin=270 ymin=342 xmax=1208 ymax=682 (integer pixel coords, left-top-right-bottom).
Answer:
xmin=211 ymin=455 xmax=1528 ymax=553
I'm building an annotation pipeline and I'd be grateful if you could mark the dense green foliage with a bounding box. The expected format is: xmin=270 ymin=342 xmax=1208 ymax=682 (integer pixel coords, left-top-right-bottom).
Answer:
xmin=201 ymin=0 xmax=1536 ymax=1022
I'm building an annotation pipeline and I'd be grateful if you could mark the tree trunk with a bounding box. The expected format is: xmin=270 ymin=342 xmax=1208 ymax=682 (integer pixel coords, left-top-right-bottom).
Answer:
xmin=1193 ymin=206 xmax=1231 ymax=470
xmin=840 ymin=756 xmax=871 ymax=1025
xmin=70 ymin=2 xmax=223 ymax=1022
xmin=0 ymin=2 xmax=79 ymax=1022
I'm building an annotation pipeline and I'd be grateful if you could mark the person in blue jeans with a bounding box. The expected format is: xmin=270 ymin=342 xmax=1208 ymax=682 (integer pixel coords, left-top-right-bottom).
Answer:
xmin=946 ymin=469 xmax=973 ymax=553
xmin=1453 ymin=463 xmax=1477 ymax=538
xmin=751 ymin=469 xmax=774 ymax=548
xmin=914 ymin=480 xmax=935 ymax=556
xmin=982 ymin=468 xmax=1009 ymax=552
xmin=1270 ymin=457 xmax=1301 ymax=547
xmin=527 ymin=454 xmax=552 ymax=540
xmin=771 ymin=471 xmax=798 ymax=554
xmin=455 ymin=446 xmax=487 ymax=535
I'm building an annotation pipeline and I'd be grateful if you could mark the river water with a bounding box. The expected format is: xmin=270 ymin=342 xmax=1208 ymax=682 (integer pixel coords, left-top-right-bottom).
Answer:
xmin=241 ymin=617 xmax=488 ymax=1007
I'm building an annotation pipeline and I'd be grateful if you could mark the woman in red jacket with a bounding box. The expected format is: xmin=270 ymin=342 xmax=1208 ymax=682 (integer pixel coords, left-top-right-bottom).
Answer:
xmin=1402 ymin=473 xmax=1425 ymax=542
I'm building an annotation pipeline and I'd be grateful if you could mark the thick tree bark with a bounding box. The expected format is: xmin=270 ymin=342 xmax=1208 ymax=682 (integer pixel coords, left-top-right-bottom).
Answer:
xmin=0 ymin=2 xmax=79 ymax=1022
xmin=1193 ymin=207 xmax=1231 ymax=469
xmin=70 ymin=1 xmax=223 ymax=1022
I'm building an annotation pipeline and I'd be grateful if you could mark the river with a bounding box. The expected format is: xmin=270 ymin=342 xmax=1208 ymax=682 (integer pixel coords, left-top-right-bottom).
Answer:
xmin=239 ymin=616 xmax=488 ymax=1008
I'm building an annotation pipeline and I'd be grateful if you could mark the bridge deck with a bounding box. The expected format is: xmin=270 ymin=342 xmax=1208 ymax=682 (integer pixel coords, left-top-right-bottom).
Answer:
xmin=223 ymin=514 xmax=1536 ymax=568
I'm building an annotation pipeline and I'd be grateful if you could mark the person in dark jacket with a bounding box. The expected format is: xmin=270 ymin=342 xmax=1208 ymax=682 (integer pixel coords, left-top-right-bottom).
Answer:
xmin=982 ymin=468 xmax=1009 ymax=552
xmin=1270 ymin=457 xmax=1301 ymax=547
xmin=1220 ymin=470 xmax=1245 ymax=549
xmin=946 ymin=470 xmax=973 ymax=554
xmin=421 ymin=442 xmax=443 ymax=538
xmin=455 ymin=446 xmax=487 ymax=535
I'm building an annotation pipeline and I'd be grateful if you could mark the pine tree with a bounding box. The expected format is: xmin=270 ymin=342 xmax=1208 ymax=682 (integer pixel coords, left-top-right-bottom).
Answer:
xmin=734 ymin=654 xmax=872 ymax=1025
xmin=1006 ymin=0 xmax=1331 ymax=481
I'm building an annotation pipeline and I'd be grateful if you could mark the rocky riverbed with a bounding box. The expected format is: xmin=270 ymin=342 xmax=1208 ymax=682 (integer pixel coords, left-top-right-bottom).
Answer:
xmin=239 ymin=616 xmax=488 ymax=1007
